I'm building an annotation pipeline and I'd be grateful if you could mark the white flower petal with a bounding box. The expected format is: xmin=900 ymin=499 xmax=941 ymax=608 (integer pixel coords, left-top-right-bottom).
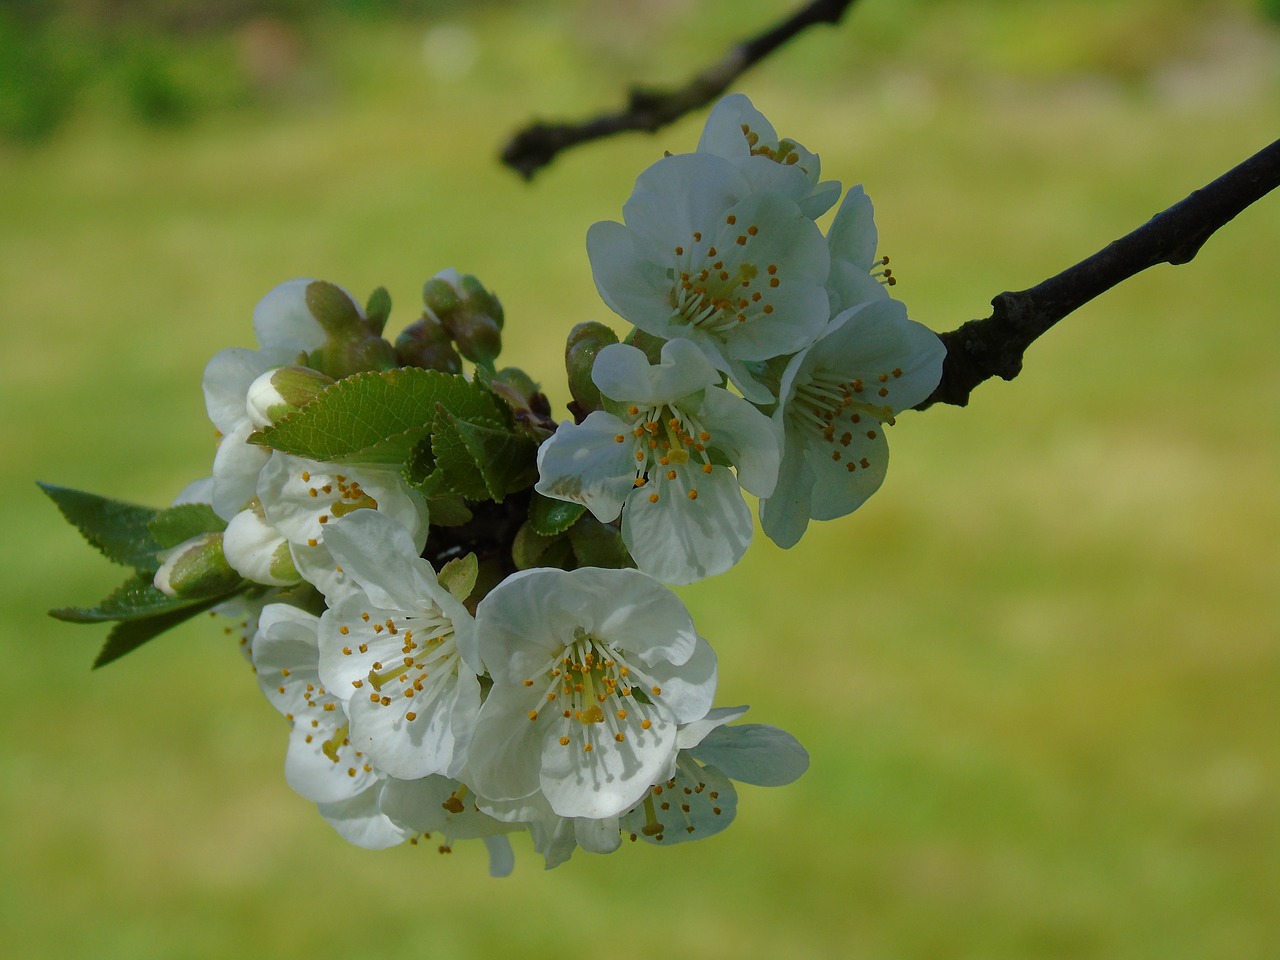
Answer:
xmin=251 ymin=278 xmax=329 ymax=353
xmin=211 ymin=421 xmax=270 ymax=520
xmin=202 ymin=347 xmax=290 ymax=436
xmin=621 ymin=756 xmax=738 ymax=846
xmin=696 ymin=92 xmax=768 ymax=160
xmin=284 ymin=717 xmax=380 ymax=805
xmin=690 ymin=722 xmax=810 ymax=787
xmin=622 ymin=466 xmax=752 ymax=585
xmin=258 ymin=454 xmax=429 ymax=552
xmin=675 ymin=705 xmax=751 ymax=751
xmin=320 ymin=510 xmax=450 ymax=618
xmin=349 ymin=667 xmax=480 ymax=780
xmin=534 ymin=412 xmax=636 ymax=523
xmin=758 ymin=428 xmax=819 ymax=548
xmin=539 ymin=708 xmax=679 ymax=820
xmin=316 ymin=781 xmax=411 ymax=850
xmin=251 ymin=603 xmax=323 ymax=716
xmin=631 ymin=634 xmax=718 ymax=722
xmin=695 ymin=386 xmax=780 ymax=498
xmin=466 ymin=691 xmax=548 ymax=803
xmin=593 ymin=339 xmax=718 ymax=406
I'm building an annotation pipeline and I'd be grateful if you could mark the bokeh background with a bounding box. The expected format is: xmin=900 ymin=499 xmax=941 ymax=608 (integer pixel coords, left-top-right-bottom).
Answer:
xmin=2 ymin=1 xmax=1277 ymax=957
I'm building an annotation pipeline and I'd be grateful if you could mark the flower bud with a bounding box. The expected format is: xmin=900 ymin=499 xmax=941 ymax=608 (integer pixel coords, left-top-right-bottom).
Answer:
xmin=153 ymin=532 xmax=244 ymax=599
xmin=303 ymin=280 xmax=398 ymax=379
xmin=245 ymin=365 xmax=335 ymax=428
xmin=423 ymin=269 xmax=504 ymax=367
xmin=222 ymin=508 xmax=301 ymax=587
xmin=564 ymin=321 xmax=619 ymax=415
xmin=306 ymin=334 xmax=398 ymax=381
xmin=395 ymin=314 xmax=463 ymax=374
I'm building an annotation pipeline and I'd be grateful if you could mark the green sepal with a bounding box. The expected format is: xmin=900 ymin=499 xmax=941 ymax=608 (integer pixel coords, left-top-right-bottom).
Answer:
xmin=365 ymin=286 xmax=392 ymax=336
xmin=92 ymin=591 xmax=242 ymax=669
xmin=39 ymin=482 xmax=161 ymax=572
xmin=148 ymin=503 xmax=226 ymax=549
xmin=438 ymin=552 xmax=478 ymax=603
xmin=306 ymin=280 xmax=363 ymax=336
xmin=431 ymin=407 xmax=538 ymax=502
xmin=250 ymin=368 xmax=504 ymax=466
xmin=528 ymin=492 xmax=586 ymax=537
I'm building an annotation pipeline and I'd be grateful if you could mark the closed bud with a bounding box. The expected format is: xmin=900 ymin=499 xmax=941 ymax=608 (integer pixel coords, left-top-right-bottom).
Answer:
xmin=303 ymin=280 xmax=397 ymax=378
xmin=422 ymin=276 xmax=462 ymax=318
xmin=307 ymin=334 xmax=398 ymax=380
xmin=153 ymin=532 xmax=243 ymax=599
xmin=246 ymin=365 xmax=335 ymax=428
xmin=423 ymin=268 xmax=504 ymax=366
xmin=450 ymin=313 xmax=502 ymax=367
xmin=222 ymin=508 xmax=301 ymax=587
xmin=396 ymin=314 xmax=463 ymax=373
xmin=565 ymin=321 xmax=619 ymax=415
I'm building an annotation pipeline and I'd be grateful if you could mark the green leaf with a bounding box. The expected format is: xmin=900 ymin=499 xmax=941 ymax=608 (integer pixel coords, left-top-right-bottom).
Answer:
xmin=431 ymin=407 xmax=538 ymax=502
xmin=92 ymin=593 xmax=235 ymax=669
xmin=425 ymin=494 xmax=473 ymax=527
xmin=148 ymin=503 xmax=226 ymax=549
xmin=51 ymin=573 xmax=219 ymax=623
xmin=528 ymin=492 xmax=586 ymax=537
xmin=39 ymin=482 xmax=161 ymax=571
xmin=251 ymin=368 xmax=505 ymax=466
xmin=404 ymin=433 xmax=439 ymax=487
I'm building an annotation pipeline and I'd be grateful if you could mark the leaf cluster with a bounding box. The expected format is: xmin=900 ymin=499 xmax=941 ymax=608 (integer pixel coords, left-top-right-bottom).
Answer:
xmin=40 ymin=485 xmax=245 ymax=667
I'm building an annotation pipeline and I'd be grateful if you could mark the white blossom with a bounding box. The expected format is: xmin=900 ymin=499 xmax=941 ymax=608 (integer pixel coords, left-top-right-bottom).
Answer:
xmin=696 ymin=92 xmax=841 ymax=219
xmin=466 ymin=567 xmax=717 ymax=821
xmin=759 ymin=297 xmax=945 ymax=547
xmin=317 ymin=509 xmax=479 ymax=781
xmin=587 ymin=151 xmax=831 ymax=402
xmin=536 ymin=339 xmax=779 ymax=584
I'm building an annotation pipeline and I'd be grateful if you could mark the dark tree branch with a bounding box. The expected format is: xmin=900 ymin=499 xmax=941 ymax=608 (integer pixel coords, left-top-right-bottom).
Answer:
xmin=500 ymin=0 xmax=861 ymax=180
xmin=918 ymin=136 xmax=1280 ymax=410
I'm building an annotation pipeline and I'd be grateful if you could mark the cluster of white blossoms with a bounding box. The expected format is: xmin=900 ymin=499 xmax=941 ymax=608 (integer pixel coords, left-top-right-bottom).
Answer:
xmin=158 ymin=263 xmax=808 ymax=875
xmin=55 ymin=94 xmax=940 ymax=876
xmin=537 ymin=93 xmax=947 ymax=580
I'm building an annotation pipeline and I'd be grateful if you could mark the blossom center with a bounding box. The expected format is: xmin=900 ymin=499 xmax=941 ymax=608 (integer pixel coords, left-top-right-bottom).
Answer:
xmin=792 ymin=367 xmax=904 ymax=471
xmin=740 ymin=123 xmax=808 ymax=172
xmin=666 ymin=216 xmax=781 ymax=337
xmin=621 ymin=402 xmax=715 ymax=505
xmin=524 ymin=628 xmax=662 ymax=755
xmin=338 ymin=607 xmax=459 ymax=721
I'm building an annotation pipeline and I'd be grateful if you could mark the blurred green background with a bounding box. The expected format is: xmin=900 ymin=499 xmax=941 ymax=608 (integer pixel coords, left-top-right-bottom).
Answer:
xmin=2 ymin=1 xmax=1277 ymax=957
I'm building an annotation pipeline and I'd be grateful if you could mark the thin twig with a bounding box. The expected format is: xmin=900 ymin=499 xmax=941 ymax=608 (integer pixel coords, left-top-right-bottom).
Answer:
xmin=917 ymin=136 xmax=1280 ymax=410
xmin=500 ymin=0 xmax=861 ymax=180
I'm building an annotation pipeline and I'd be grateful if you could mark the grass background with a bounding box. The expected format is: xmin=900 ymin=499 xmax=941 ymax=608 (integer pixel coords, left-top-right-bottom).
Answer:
xmin=1 ymin=1 xmax=1277 ymax=957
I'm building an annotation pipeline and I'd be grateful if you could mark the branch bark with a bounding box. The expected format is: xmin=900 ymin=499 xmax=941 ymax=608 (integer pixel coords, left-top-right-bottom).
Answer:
xmin=500 ymin=0 xmax=861 ymax=180
xmin=917 ymin=136 xmax=1280 ymax=410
